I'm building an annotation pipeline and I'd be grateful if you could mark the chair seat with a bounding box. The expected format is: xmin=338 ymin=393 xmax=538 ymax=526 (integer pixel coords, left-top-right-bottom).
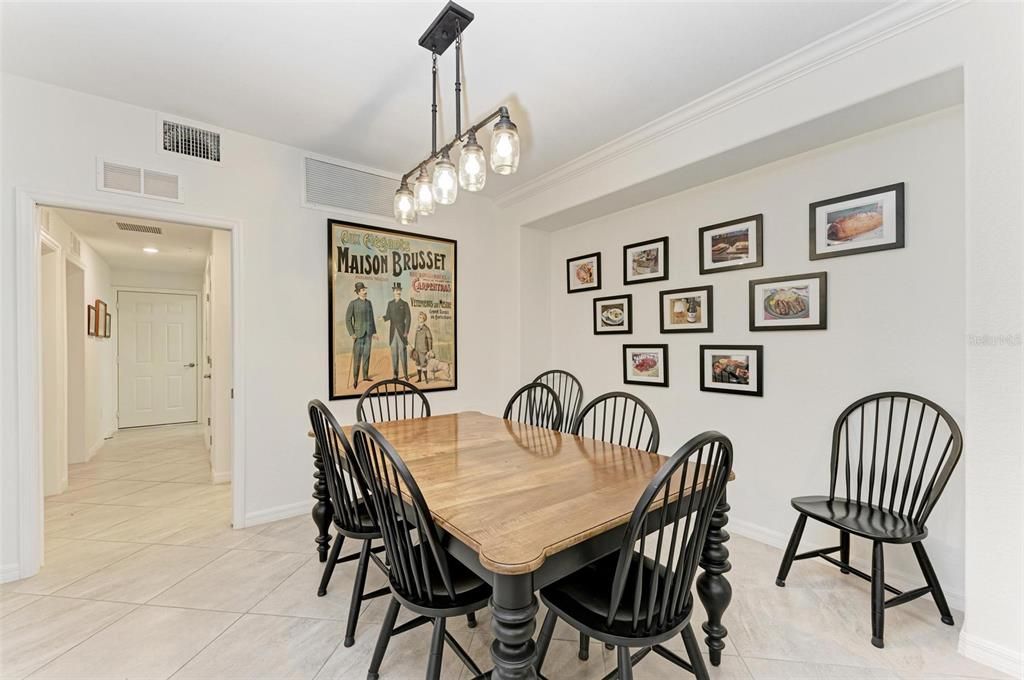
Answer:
xmin=391 ymin=544 xmax=491 ymax=615
xmin=332 ymin=498 xmax=381 ymax=539
xmin=791 ymin=495 xmax=927 ymax=544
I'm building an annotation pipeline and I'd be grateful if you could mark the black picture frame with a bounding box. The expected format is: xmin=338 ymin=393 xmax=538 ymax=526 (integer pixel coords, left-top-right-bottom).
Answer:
xmin=566 ymin=252 xmax=602 ymax=294
xmin=659 ymin=285 xmax=714 ymax=333
xmin=748 ymin=272 xmax=827 ymax=331
xmin=623 ymin=343 xmax=670 ymax=388
xmin=700 ymin=344 xmax=763 ymax=397
xmin=808 ymin=182 xmax=904 ymax=260
xmin=87 ymin=304 xmax=96 ymax=336
xmin=699 ymin=214 xmax=763 ymax=274
xmin=104 ymin=312 xmax=112 ymax=338
xmin=593 ymin=294 xmax=633 ymax=335
xmin=623 ymin=236 xmax=669 ymax=285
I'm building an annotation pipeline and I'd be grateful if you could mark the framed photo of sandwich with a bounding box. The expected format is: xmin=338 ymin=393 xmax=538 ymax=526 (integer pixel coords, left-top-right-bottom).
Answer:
xmin=623 ymin=237 xmax=669 ymax=285
xmin=699 ymin=215 xmax=763 ymax=274
xmin=593 ymin=294 xmax=632 ymax=335
xmin=660 ymin=285 xmax=713 ymax=333
xmin=749 ymin=272 xmax=827 ymax=331
xmin=700 ymin=344 xmax=763 ymax=397
xmin=809 ymin=183 xmax=904 ymax=260
xmin=567 ymin=252 xmax=601 ymax=294
xmin=623 ymin=344 xmax=669 ymax=387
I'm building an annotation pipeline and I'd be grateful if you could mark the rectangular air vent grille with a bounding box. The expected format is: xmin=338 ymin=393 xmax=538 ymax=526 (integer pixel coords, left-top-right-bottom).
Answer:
xmin=116 ymin=222 xmax=163 ymax=235
xmin=163 ymin=120 xmax=221 ymax=162
xmin=70 ymin=232 xmax=81 ymax=257
xmin=304 ymin=157 xmax=395 ymax=218
xmin=98 ymin=159 xmax=183 ymax=202
xmin=103 ymin=162 xmax=143 ymax=194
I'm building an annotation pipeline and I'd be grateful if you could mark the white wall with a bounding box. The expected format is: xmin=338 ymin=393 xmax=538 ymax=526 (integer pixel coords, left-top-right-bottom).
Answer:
xmin=111 ymin=268 xmax=203 ymax=292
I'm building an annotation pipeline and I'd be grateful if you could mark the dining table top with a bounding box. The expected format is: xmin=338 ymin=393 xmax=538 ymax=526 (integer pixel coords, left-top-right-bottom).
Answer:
xmin=313 ymin=410 xmax=733 ymax=575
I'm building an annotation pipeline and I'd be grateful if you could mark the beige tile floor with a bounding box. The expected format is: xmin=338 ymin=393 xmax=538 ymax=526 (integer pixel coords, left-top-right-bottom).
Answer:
xmin=0 ymin=424 xmax=1011 ymax=680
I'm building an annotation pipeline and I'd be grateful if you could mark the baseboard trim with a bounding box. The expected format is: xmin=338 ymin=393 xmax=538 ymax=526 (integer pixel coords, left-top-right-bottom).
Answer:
xmin=0 ymin=562 xmax=21 ymax=583
xmin=959 ymin=632 xmax=1024 ymax=679
xmin=212 ymin=470 xmax=232 ymax=484
xmin=243 ymin=500 xmax=308 ymax=528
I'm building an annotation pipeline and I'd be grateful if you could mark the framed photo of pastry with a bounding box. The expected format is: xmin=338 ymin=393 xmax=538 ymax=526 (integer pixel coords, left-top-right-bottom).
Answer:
xmin=700 ymin=344 xmax=763 ymax=397
xmin=567 ymin=252 xmax=602 ymax=294
xmin=809 ymin=183 xmax=904 ymax=260
xmin=623 ymin=344 xmax=669 ymax=387
xmin=749 ymin=272 xmax=827 ymax=331
xmin=660 ymin=285 xmax=713 ymax=333
xmin=699 ymin=215 xmax=763 ymax=274
xmin=623 ymin=237 xmax=669 ymax=285
xmin=593 ymin=294 xmax=632 ymax=335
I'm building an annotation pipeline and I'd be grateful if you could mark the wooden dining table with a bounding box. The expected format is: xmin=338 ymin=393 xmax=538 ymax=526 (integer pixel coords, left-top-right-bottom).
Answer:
xmin=309 ymin=411 xmax=734 ymax=680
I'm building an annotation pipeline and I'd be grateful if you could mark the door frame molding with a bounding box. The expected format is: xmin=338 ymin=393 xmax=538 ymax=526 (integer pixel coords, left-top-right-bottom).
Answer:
xmin=13 ymin=187 xmax=247 ymax=581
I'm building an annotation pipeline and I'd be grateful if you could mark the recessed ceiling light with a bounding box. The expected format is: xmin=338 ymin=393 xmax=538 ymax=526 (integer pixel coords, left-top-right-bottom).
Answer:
xmin=143 ymin=247 xmax=159 ymax=254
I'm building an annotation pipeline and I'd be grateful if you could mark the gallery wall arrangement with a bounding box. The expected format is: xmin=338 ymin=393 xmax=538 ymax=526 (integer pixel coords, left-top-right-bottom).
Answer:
xmin=87 ymin=299 xmax=110 ymax=338
xmin=567 ymin=181 xmax=906 ymax=397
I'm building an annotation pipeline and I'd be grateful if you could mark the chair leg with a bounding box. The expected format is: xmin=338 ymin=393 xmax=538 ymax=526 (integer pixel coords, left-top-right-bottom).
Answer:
xmin=776 ymin=513 xmax=807 ymax=587
xmin=317 ymin=533 xmax=344 ymax=597
xmin=578 ymin=632 xmax=589 ymax=661
xmin=368 ymin=597 xmax=401 ymax=680
xmin=871 ymin=541 xmax=885 ymax=649
xmin=616 ymin=646 xmax=634 ymax=680
xmin=426 ymin=618 xmax=446 ymax=680
xmin=344 ymin=538 xmax=372 ymax=647
xmin=912 ymin=541 xmax=954 ymax=625
xmin=681 ymin=623 xmax=710 ymax=680
xmin=535 ymin=609 xmax=557 ymax=672
xmin=839 ymin=530 xmax=851 ymax=574
xmin=466 ymin=612 xmax=477 ymax=629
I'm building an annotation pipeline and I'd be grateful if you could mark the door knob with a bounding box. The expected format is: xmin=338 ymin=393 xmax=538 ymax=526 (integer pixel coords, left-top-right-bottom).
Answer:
xmin=203 ymin=374 xmax=212 ymax=379
xmin=184 ymin=362 xmax=197 ymax=368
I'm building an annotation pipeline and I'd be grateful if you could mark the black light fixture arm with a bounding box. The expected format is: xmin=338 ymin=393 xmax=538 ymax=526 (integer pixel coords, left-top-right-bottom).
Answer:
xmin=401 ymin=105 xmax=508 ymax=184
xmin=454 ymin=22 xmax=462 ymax=138
xmin=431 ymin=52 xmax=438 ymax=155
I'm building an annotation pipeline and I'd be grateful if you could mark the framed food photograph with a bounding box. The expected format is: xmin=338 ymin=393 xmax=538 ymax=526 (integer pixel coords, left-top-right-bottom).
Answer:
xmin=327 ymin=219 xmax=457 ymax=400
xmin=749 ymin=272 xmax=827 ymax=331
xmin=104 ymin=312 xmax=112 ymax=338
xmin=593 ymin=294 xmax=633 ymax=335
xmin=566 ymin=252 xmax=601 ymax=294
xmin=699 ymin=214 xmax=763 ymax=274
xmin=623 ymin=344 xmax=669 ymax=387
xmin=87 ymin=304 xmax=96 ymax=336
xmin=700 ymin=345 xmax=763 ymax=396
xmin=660 ymin=285 xmax=713 ymax=333
xmin=809 ymin=183 xmax=904 ymax=260
xmin=623 ymin=237 xmax=668 ymax=285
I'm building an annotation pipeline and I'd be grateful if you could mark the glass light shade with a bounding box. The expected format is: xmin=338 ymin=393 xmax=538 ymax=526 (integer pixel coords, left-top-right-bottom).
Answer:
xmin=393 ymin=185 xmax=417 ymax=225
xmin=490 ymin=119 xmax=520 ymax=175
xmin=459 ymin=136 xmax=487 ymax=191
xmin=413 ymin=166 xmax=435 ymax=215
xmin=432 ymin=154 xmax=458 ymax=205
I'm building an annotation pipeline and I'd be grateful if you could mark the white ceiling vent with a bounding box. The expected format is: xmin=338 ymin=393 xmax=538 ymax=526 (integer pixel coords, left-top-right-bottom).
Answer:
xmin=116 ymin=222 xmax=163 ymax=235
xmin=161 ymin=119 xmax=221 ymax=162
xmin=97 ymin=159 xmax=183 ymax=203
xmin=303 ymin=156 xmax=396 ymax=218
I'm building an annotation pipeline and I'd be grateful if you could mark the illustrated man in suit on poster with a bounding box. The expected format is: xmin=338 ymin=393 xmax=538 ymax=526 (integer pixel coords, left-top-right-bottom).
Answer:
xmin=345 ymin=282 xmax=377 ymax=389
xmin=383 ymin=282 xmax=412 ymax=381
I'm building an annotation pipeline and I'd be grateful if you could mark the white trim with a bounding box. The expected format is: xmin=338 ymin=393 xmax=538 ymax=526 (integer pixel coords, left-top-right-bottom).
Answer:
xmin=243 ymin=500 xmax=308 ymax=528
xmin=212 ymin=470 xmax=232 ymax=484
xmin=958 ymin=632 xmax=1024 ymax=679
xmin=495 ymin=0 xmax=965 ymax=208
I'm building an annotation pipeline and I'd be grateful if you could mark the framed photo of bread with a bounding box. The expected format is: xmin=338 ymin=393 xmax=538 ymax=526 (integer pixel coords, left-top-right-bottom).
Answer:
xmin=623 ymin=344 xmax=669 ymax=387
xmin=567 ymin=252 xmax=601 ymax=294
xmin=699 ymin=215 xmax=763 ymax=274
xmin=700 ymin=344 xmax=763 ymax=397
xmin=749 ymin=272 xmax=827 ymax=331
xmin=809 ymin=183 xmax=904 ymax=260
xmin=623 ymin=237 xmax=668 ymax=285
xmin=593 ymin=294 xmax=632 ymax=335
xmin=660 ymin=285 xmax=713 ymax=333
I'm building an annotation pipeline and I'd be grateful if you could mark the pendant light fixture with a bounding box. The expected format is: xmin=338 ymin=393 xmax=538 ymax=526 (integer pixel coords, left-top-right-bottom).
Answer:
xmin=392 ymin=1 xmax=521 ymax=224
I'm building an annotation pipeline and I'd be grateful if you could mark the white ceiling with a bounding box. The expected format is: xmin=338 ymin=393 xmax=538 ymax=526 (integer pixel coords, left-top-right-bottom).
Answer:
xmin=2 ymin=1 xmax=891 ymax=194
xmin=50 ymin=207 xmax=212 ymax=274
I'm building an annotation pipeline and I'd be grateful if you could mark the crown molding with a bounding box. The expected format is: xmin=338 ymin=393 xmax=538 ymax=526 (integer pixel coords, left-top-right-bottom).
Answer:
xmin=496 ymin=0 xmax=966 ymax=209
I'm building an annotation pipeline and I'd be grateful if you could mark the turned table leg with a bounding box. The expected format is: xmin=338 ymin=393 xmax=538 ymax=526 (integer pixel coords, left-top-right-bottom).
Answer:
xmin=696 ymin=487 xmax=732 ymax=667
xmin=311 ymin=439 xmax=333 ymax=562
xmin=490 ymin=574 xmax=538 ymax=680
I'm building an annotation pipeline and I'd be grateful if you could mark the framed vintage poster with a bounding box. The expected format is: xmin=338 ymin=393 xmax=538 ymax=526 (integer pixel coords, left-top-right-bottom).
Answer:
xmin=660 ymin=285 xmax=713 ymax=333
xmin=593 ymin=294 xmax=632 ymax=335
xmin=623 ymin=237 xmax=668 ymax=285
xmin=699 ymin=215 xmax=763 ymax=274
xmin=700 ymin=344 xmax=763 ymax=396
xmin=566 ymin=252 xmax=601 ymax=294
xmin=327 ymin=219 xmax=457 ymax=400
xmin=809 ymin=183 xmax=904 ymax=260
xmin=623 ymin=344 xmax=669 ymax=387
xmin=749 ymin=272 xmax=827 ymax=331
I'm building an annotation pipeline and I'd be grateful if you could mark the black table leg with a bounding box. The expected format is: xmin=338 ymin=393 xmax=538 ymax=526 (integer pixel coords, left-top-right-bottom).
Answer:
xmin=490 ymin=574 xmax=538 ymax=680
xmin=311 ymin=440 xmax=333 ymax=563
xmin=696 ymin=487 xmax=732 ymax=667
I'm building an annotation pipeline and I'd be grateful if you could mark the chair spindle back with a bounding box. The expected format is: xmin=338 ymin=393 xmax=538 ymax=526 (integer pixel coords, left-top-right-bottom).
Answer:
xmin=572 ymin=391 xmax=660 ymax=452
xmin=503 ymin=382 xmax=564 ymax=431
xmin=356 ymin=379 xmax=431 ymax=423
xmin=533 ymin=370 xmax=584 ymax=434
xmin=308 ymin=399 xmax=371 ymax=534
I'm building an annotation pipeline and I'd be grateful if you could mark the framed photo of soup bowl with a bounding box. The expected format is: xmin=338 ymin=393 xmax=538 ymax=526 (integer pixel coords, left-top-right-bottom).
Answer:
xmin=700 ymin=344 xmax=763 ymax=396
xmin=623 ymin=237 xmax=669 ymax=285
xmin=593 ymin=294 xmax=633 ymax=335
xmin=660 ymin=285 xmax=713 ymax=333
xmin=623 ymin=344 xmax=669 ymax=387
xmin=749 ymin=272 xmax=827 ymax=331
xmin=699 ymin=214 xmax=763 ymax=274
xmin=567 ymin=252 xmax=602 ymax=293
xmin=809 ymin=182 xmax=904 ymax=260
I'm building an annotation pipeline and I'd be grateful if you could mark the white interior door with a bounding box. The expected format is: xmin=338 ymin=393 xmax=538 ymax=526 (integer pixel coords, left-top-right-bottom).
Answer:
xmin=118 ymin=291 xmax=198 ymax=428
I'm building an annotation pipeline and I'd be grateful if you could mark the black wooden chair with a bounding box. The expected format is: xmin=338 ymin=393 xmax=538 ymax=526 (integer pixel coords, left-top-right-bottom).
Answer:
xmin=350 ymin=422 xmax=490 ymax=680
xmin=356 ymin=378 xmax=431 ymax=423
xmin=503 ymin=382 xmax=564 ymax=431
xmin=535 ymin=431 xmax=734 ymax=680
xmin=307 ymin=400 xmax=390 ymax=647
xmin=775 ymin=392 xmax=964 ymax=648
xmin=534 ymin=369 xmax=584 ymax=434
